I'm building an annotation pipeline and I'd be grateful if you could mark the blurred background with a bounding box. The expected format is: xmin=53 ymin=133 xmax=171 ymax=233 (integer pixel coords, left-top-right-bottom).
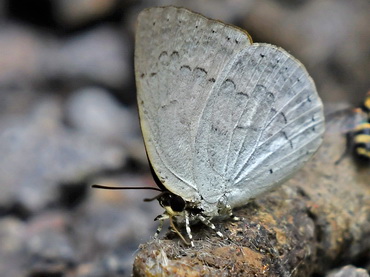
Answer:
xmin=0 ymin=0 xmax=369 ymax=276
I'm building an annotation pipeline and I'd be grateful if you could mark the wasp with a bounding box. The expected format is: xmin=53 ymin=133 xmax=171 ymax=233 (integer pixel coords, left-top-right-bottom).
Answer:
xmin=336 ymin=91 xmax=370 ymax=164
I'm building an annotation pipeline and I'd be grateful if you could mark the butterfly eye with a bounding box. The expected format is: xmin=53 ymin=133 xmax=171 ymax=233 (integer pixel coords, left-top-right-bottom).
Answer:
xmin=169 ymin=194 xmax=186 ymax=212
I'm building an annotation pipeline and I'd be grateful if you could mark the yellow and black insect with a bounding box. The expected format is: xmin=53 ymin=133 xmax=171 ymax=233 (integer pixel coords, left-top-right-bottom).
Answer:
xmin=336 ymin=91 xmax=370 ymax=164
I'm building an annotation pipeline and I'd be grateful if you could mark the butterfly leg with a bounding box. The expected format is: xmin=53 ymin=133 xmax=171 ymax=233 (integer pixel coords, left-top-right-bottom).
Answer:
xmin=154 ymin=219 xmax=164 ymax=239
xmin=221 ymin=204 xmax=242 ymax=221
xmin=224 ymin=203 xmax=242 ymax=221
xmin=154 ymin=212 xmax=192 ymax=246
xmin=219 ymin=197 xmax=242 ymax=221
xmin=153 ymin=213 xmax=169 ymax=239
xmin=197 ymin=214 xmax=224 ymax=238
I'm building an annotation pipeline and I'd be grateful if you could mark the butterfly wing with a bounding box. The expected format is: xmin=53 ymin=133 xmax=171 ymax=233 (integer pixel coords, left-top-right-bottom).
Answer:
xmin=135 ymin=7 xmax=253 ymax=202
xmin=214 ymin=44 xmax=325 ymax=208
xmin=135 ymin=7 xmax=325 ymax=209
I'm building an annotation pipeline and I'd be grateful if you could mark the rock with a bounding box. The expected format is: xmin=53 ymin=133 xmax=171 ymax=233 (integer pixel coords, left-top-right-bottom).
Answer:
xmin=24 ymin=212 xmax=76 ymax=276
xmin=0 ymin=217 xmax=26 ymax=277
xmin=0 ymin=23 xmax=132 ymax=90
xmin=65 ymin=86 xmax=147 ymax=164
xmin=48 ymin=26 xmax=131 ymax=89
xmin=0 ymin=24 xmax=46 ymax=87
xmin=65 ymin=87 xmax=139 ymax=143
xmin=53 ymin=0 xmax=121 ymax=27
xmin=0 ymin=98 xmax=126 ymax=211
xmin=326 ymin=265 xmax=369 ymax=277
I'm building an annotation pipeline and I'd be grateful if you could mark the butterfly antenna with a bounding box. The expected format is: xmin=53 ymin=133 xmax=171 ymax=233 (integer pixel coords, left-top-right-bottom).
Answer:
xmin=91 ymin=184 xmax=163 ymax=192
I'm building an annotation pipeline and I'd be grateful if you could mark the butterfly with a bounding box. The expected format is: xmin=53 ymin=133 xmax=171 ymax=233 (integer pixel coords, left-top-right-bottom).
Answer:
xmin=94 ymin=6 xmax=325 ymax=247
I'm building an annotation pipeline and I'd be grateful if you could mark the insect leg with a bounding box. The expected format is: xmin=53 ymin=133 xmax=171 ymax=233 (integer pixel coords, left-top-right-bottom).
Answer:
xmin=153 ymin=213 xmax=169 ymax=238
xmin=169 ymin=215 xmax=191 ymax=246
xmin=218 ymin=196 xmax=242 ymax=221
xmin=224 ymin=203 xmax=242 ymax=221
xmin=154 ymin=218 xmax=164 ymax=239
xmin=198 ymin=214 xmax=224 ymax=238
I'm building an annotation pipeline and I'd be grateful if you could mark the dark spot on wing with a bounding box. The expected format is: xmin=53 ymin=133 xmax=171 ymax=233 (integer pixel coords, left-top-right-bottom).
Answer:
xmin=255 ymin=84 xmax=266 ymax=92
xmin=161 ymin=100 xmax=178 ymax=110
xmin=159 ymin=51 xmax=168 ymax=59
xmin=211 ymin=124 xmax=227 ymax=136
xmin=180 ymin=65 xmax=191 ymax=73
xmin=283 ymin=131 xmax=294 ymax=149
xmin=222 ymin=79 xmax=236 ymax=90
xmin=281 ymin=112 xmax=288 ymax=124
xmin=237 ymin=92 xmax=249 ymax=98
xmin=267 ymin=92 xmax=275 ymax=100
xmin=194 ymin=67 xmax=208 ymax=77
xmin=159 ymin=51 xmax=169 ymax=65
xmin=171 ymin=51 xmax=179 ymax=59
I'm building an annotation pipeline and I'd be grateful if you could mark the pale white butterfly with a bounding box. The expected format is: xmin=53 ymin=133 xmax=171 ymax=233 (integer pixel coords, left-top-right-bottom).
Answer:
xmin=95 ymin=6 xmax=325 ymax=246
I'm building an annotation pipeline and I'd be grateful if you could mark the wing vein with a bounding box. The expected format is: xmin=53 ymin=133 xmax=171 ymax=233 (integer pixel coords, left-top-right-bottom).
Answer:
xmin=235 ymin=114 xmax=323 ymax=183
xmin=231 ymin=55 xmax=294 ymax=179
xmin=236 ymin=128 xmax=323 ymax=188
xmin=263 ymin=71 xmax=308 ymax=131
